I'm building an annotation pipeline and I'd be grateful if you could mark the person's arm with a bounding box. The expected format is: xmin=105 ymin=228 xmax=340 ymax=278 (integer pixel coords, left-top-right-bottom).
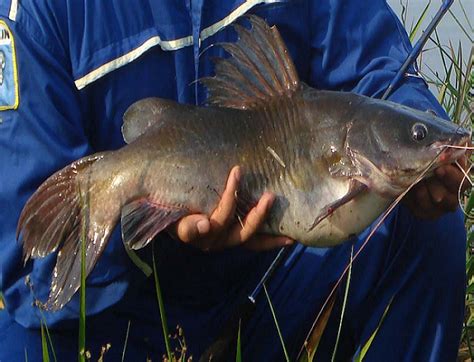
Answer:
xmin=308 ymin=0 xmax=467 ymax=220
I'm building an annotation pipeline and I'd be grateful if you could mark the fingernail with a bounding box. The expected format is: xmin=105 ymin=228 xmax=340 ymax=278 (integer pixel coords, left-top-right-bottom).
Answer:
xmin=285 ymin=239 xmax=294 ymax=245
xmin=196 ymin=219 xmax=210 ymax=235
xmin=234 ymin=167 xmax=241 ymax=182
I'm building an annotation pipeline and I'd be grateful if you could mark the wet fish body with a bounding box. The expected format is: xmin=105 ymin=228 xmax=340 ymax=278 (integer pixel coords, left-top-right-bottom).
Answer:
xmin=17 ymin=16 xmax=470 ymax=309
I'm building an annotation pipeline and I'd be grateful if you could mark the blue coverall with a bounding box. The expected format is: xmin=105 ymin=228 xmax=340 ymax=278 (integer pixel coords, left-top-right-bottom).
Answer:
xmin=0 ymin=0 xmax=466 ymax=360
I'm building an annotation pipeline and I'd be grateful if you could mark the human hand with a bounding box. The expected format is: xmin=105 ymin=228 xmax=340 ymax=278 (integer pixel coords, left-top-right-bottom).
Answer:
xmin=402 ymin=156 xmax=470 ymax=219
xmin=169 ymin=166 xmax=294 ymax=251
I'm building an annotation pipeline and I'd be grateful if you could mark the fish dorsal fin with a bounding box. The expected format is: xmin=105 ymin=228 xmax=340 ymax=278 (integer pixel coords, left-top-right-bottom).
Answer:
xmin=122 ymin=98 xmax=180 ymax=144
xmin=201 ymin=15 xmax=300 ymax=110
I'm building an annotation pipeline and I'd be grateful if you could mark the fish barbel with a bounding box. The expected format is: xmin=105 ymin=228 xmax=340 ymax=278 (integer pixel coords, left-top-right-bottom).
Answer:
xmin=17 ymin=16 xmax=470 ymax=309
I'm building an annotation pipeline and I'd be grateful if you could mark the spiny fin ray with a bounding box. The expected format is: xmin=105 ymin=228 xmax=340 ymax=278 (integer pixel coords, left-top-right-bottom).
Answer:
xmin=202 ymin=15 xmax=300 ymax=109
xmin=121 ymin=199 xmax=188 ymax=250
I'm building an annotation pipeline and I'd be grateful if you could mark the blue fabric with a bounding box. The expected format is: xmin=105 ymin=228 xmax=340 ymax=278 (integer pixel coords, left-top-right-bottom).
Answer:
xmin=0 ymin=0 xmax=465 ymax=360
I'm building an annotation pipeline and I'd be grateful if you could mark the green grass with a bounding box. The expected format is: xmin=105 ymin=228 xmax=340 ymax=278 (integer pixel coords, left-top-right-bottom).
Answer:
xmin=263 ymin=283 xmax=290 ymax=362
xmin=40 ymin=321 xmax=51 ymax=362
xmin=330 ymin=244 xmax=354 ymax=362
xmin=78 ymin=188 xmax=88 ymax=362
xmin=152 ymin=241 xmax=173 ymax=360
xmin=353 ymin=298 xmax=394 ymax=362
xmin=236 ymin=320 xmax=242 ymax=362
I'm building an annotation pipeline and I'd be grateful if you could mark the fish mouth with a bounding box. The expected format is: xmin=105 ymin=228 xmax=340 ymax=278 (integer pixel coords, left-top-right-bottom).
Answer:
xmin=430 ymin=131 xmax=472 ymax=165
xmin=354 ymin=130 xmax=471 ymax=198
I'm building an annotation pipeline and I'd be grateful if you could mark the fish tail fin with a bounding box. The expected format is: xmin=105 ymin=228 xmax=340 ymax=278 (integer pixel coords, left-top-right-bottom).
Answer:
xmin=17 ymin=152 xmax=120 ymax=310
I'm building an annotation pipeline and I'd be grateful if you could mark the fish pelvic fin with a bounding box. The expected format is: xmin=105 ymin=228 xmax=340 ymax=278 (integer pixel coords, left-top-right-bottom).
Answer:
xmin=17 ymin=153 xmax=121 ymax=310
xmin=121 ymin=199 xmax=188 ymax=250
xmin=201 ymin=15 xmax=300 ymax=110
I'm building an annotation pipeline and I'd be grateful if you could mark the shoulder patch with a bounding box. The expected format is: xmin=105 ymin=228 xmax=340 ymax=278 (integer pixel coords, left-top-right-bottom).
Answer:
xmin=0 ymin=20 xmax=18 ymax=111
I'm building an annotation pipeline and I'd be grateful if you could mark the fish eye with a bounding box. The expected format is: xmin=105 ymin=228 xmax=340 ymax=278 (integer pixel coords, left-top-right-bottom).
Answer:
xmin=411 ymin=123 xmax=428 ymax=141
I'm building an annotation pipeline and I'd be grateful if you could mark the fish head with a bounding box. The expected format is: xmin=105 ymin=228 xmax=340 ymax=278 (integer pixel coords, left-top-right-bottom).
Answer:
xmin=346 ymin=98 xmax=471 ymax=197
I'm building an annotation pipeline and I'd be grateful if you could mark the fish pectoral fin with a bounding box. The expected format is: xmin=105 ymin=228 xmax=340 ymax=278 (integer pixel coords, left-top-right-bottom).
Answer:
xmin=121 ymin=199 xmax=188 ymax=250
xmin=200 ymin=15 xmax=300 ymax=110
xmin=308 ymin=181 xmax=367 ymax=231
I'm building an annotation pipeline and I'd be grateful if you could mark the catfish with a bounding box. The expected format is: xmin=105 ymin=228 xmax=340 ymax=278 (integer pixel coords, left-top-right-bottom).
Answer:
xmin=17 ymin=16 xmax=470 ymax=309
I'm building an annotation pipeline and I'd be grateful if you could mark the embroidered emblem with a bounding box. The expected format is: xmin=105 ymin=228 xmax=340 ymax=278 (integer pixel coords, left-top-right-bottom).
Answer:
xmin=0 ymin=20 xmax=18 ymax=110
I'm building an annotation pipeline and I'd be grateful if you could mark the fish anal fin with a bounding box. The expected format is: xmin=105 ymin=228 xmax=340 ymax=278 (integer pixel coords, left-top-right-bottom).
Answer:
xmin=121 ymin=199 xmax=188 ymax=250
xmin=308 ymin=181 xmax=367 ymax=231
xmin=202 ymin=15 xmax=300 ymax=109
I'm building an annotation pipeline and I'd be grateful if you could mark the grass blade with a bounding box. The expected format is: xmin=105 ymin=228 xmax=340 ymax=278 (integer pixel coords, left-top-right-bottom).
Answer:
xmin=448 ymin=9 xmax=473 ymax=43
xmin=353 ymin=297 xmax=394 ymax=362
xmin=122 ymin=320 xmax=131 ymax=362
xmin=465 ymin=191 xmax=474 ymax=216
xmin=41 ymin=321 xmax=51 ymax=362
xmin=152 ymin=242 xmax=172 ymax=360
xmin=409 ymin=0 xmax=431 ymax=42
xmin=39 ymin=317 xmax=57 ymax=362
xmin=331 ymin=244 xmax=354 ymax=362
xmin=124 ymin=246 xmax=152 ymax=277
xmin=78 ymin=189 xmax=88 ymax=362
xmin=298 ymin=293 xmax=337 ymax=362
xmin=458 ymin=1 xmax=473 ymax=33
xmin=235 ymin=319 xmax=242 ymax=362
xmin=263 ymin=283 xmax=290 ymax=362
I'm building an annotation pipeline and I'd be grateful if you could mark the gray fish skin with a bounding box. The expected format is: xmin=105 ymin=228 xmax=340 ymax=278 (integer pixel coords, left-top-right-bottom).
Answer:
xmin=110 ymin=90 xmax=469 ymax=246
xmin=16 ymin=15 xmax=471 ymax=310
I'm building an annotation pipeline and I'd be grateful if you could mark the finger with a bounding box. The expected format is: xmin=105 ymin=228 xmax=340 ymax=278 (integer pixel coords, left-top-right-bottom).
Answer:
xmin=435 ymin=164 xmax=467 ymax=193
xmin=422 ymin=179 xmax=458 ymax=218
xmin=244 ymin=235 xmax=294 ymax=251
xmin=440 ymin=191 xmax=460 ymax=213
xmin=226 ymin=192 xmax=275 ymax=246
xmin=172 ymin=214 xmax=210 ymax=243
xmin=415 ymin=182 xmax=435 ymax=211
xmin=209 ymin=166 xmax=240 ymax=232
xmin=410 ymin=182 xmax=441 ymax=219
xmin=426 ymin=178 xmax=448 ymax=205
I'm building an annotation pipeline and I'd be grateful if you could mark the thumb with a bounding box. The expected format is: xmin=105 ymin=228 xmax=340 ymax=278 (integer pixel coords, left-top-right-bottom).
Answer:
xmin=172 ymin=214 xmax=211 ymax=243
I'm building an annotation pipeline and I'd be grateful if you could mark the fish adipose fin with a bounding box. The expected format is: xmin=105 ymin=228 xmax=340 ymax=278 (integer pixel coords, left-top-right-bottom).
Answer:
xmin=17 ymin=153 xmax=120 ymax=310
xmin=121 ymin=199 xmax=188 ymax=250
xmin=122 ymin=98 xmax=182 ymax=144
xmin=201 ymin=15 xmax=300 ymax=109
xmin=308 ymin=181 xmax=367 ymax=231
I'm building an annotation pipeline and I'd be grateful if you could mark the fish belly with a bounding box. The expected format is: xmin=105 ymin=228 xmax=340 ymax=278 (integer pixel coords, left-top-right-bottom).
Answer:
xmin=304 ymin=192 xmax=390 ymax=246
